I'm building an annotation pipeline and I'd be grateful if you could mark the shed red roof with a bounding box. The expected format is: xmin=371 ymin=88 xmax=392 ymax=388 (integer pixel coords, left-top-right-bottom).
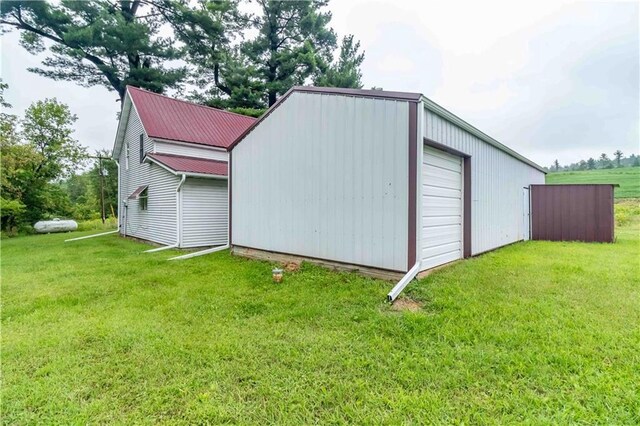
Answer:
xmin=146 ymin=153 xmax=228 ymax=177
xmin=127 ymin=86 xmax=256 ymax=149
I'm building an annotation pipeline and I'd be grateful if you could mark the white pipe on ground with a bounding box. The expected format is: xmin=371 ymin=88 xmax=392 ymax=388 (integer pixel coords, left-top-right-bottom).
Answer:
xmin=387 ymin=262 xmax=421 ymax=302
xmin=64 ymin=230 xmax=118 ymax=242
xmin=144 ymin=244 xmax=178 ymax=253
xmin=168 ymin=244 xmax=229 ymax=261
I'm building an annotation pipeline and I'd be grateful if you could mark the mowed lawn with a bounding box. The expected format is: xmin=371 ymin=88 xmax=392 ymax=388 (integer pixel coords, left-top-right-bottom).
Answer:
xmin=2 ymin=220 xmax=639 ymax=424
xmin=546 ymin=167 xmax=640 ymax=198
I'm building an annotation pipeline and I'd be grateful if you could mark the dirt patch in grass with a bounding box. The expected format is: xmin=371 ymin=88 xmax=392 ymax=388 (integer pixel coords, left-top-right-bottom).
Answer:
xmin=390 ymin=297 xmax=423 ymax=312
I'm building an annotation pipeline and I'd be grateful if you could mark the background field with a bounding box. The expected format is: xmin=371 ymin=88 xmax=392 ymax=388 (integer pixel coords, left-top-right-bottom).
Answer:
xmin=546 ymin=167 xmax=640 ymax=198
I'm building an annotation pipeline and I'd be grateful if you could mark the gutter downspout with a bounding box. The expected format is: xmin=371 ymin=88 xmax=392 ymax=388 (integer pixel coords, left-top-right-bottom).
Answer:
xmin=168 ymin=244 xmax=229 ymax=261
xmin=387 ymin=261 xmax=421 ymax=302
xmin=115 ymin=160 xmax=120 ymax=232
xmin=176 ymin=174 xmax=186 ymax=248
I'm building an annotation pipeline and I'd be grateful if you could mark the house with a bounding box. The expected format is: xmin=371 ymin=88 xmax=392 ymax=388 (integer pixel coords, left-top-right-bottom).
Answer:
xmin=228 ymin=86 xmax=546 ymax=278
xmin=112 ymin=86 xmax=255 ymax=248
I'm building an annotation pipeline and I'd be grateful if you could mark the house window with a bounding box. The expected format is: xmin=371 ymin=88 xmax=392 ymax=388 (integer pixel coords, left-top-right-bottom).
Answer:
xmin=139 ymin=187 xmax=148 ymax=211
xmin=139 ymin=134 xmax=144 ymax=163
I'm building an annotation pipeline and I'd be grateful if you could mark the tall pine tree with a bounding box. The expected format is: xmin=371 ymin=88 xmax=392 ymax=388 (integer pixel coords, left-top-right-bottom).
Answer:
xmin=1 ymin=1 xmax=186 ymax=103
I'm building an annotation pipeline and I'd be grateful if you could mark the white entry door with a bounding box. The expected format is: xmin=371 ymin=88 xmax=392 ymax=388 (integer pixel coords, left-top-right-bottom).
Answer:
xmin=421 ymin=145 xmax=464 ymax=270
xmin=523 ymin=187 xmax=531 ymax=241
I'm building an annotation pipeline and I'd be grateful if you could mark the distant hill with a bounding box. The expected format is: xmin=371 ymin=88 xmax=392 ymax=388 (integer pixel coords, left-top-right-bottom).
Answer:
xmin=546 ymin=168 xmax=640 ymax=199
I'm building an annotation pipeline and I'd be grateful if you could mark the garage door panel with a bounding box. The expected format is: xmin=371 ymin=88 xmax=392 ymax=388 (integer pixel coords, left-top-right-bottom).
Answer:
xmin=424 ymin=152 xmax=463 ymax=170
xmin=421 ymin=250 xmax=462 ymax=270
xmin=421 ymin=145 xmax=463 ymax=271
xmin=423 ymin=185 xmax=461 ymax=199
xmin=422 ymin=215 xmax=462 ymax=227
xmin=422 ymin=226 xmax=462 ymax=248
xmin=423 ymin=168 xmax=461 ymax=187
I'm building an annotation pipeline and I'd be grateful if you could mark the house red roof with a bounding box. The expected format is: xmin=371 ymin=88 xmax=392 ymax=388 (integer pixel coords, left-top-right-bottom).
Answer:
xmin=127 ymin=86 xmax=256 ymax=149
xmin=146 ymin=153 xmax=228 ymax=177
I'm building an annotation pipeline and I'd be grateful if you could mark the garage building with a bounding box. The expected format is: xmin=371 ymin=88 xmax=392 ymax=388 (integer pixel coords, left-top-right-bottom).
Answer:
xmin=229 ymin=86 xmax=545 ymax=276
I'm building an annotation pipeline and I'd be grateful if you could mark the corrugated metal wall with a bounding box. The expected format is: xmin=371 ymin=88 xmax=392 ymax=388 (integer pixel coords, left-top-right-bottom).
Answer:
xmin=232 ymin=92 xmax=410 ymax=271
xmin=154 ymin=141 xmax=228 ymax=161
xmin=119 ymin=107 xmax=179 ymax=245
xmin=181 ymin=178 xmax=228 ymax=247
xmin=531 ymin=184 xmax=614 ymax=242
xmin=422 ymin=109 xmax=545 ymax=255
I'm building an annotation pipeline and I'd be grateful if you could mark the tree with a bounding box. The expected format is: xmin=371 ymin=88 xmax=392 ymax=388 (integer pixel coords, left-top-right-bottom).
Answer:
xmin=577 ymin=160 xmax=587 ymax=171
xmin=587 ymin=157 xmax=596 ymax=170
xmin=632 ymin=155 xmax=640 ymax=167
xmin=553 ymin=159 xmax=560 ymax=171
xmin=613 ymin=150 xmax=623 ymax=167
xmin=598 ymin=153 xmax=612 ymax=169
xmin=166 ymin=0 xmax=263 ymax=111
xmin=2 ymin=98 xmax=86 ymax=227
xmin=314 ymin=34 xmax=365 ymax=88
xmin=1 ymin=1 xmax=187 ymax=103
xmin=22 ymin=99 xmax=87 ymax=181
xmin=242 ymin=0 xmax=337 ymax=106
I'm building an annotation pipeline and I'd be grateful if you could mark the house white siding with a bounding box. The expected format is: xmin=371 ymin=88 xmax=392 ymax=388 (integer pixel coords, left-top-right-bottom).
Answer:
xmin=232 ymin=92 xmax=410 ymax=271
xmin=154 ymin=140 xmax=228 ymax=161
xmin=181 ymin=178 xmax=228 ymax=248
xmin=119 ymin=107 xmax=179 ymax=245
xmin=422 ymin=108 xmax=545 ymax=255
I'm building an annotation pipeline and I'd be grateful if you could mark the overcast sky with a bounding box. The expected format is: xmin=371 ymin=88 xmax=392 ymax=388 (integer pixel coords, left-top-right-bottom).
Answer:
xmin=1 ymin=0 xmax=638 ymax=167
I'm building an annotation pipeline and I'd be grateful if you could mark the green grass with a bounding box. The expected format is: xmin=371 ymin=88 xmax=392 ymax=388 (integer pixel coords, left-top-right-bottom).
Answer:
xmin=2 ymin=220 xmax=639 ymax=424
xmin=546 ymin=167 xmax=640 ymax=198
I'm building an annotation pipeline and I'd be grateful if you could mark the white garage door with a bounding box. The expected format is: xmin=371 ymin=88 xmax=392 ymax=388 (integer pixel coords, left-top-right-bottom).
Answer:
xmin=181 ymin=178 xmax=228 ymax=248
xmin=421 ymin=145 xmax=463 ymax=270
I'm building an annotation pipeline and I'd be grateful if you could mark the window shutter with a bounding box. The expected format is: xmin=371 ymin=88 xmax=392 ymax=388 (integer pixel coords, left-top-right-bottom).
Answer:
xmin=139 ymin=134 xmax=144 ymax=163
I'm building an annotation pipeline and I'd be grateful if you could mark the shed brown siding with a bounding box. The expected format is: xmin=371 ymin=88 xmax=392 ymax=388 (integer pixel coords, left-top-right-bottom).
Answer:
xmin=531 ymin=184 xmax=615 ymax=243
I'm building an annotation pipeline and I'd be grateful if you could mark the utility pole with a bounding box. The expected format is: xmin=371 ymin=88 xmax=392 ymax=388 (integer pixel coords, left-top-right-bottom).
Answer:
xmin=89 ymin=154 xmax=111 ymax=225
xmin=99 ymin=156 xmax=106 ymax=224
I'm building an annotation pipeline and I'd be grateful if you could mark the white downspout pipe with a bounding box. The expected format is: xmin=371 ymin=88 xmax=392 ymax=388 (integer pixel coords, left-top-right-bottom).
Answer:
xmin=115 ymin=160 xmax=120 ymax=232
xmin=168 ymin=244 xmax=229 ymax=261
xmin=387 ymin=261 xmax=421 ymax=302
xmin=176 ymin=174 xmax=186 ymax=247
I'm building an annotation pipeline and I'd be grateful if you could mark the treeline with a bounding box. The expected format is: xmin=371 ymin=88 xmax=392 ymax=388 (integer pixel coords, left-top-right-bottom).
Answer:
xmin=1 ymin=0 xmax=369 ymax=234
xmin=1 ymin=1 xmax=367 ymax=115
xmin=1 ymin=83 xmax=118 ymax=235
xmin=548 ymin=151 xmax=640 ymax=172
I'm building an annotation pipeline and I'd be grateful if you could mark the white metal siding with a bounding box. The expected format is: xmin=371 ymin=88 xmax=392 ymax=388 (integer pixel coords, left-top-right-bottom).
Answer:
xmin=421 ymin=146 xmax=463 ymax=270
xmin=181 ymin=178 xmax=228 ymax=248
xmin=232 ymin=92 xmax=410 ymax=271
xmin=154 ymin=141 xmax=228 ymax=161
xmin=119 ymin=107 xmax=179 ymax=245
xmin=422 ymin=109 xmax=545 ymax=255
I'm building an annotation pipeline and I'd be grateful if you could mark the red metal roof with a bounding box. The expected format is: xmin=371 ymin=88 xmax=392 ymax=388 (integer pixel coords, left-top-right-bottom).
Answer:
xmin=146 ymin=153 xmax=228 ymax=177
xmin=127 ymin=86 xmax=256 ymax=149
xmin=128 ymin=185 xmax=148 ymax=199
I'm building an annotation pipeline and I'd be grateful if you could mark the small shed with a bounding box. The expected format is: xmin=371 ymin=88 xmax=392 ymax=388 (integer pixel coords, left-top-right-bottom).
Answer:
xmin=228 ymin=86 xmax=546 ymax=276
xmin=530 ymin=184 xmax=616 ymax=243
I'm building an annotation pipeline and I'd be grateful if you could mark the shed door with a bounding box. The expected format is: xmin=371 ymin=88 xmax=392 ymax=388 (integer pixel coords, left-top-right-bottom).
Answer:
xmin=421 ymin=145 xmax=463 ymax=270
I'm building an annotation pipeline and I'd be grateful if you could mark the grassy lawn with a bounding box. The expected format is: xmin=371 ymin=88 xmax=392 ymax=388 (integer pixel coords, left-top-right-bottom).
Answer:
xmin=546 ymin=167 xmax=640 ymax=198
xmin=2 ymin=219 xmax=639 ymax=423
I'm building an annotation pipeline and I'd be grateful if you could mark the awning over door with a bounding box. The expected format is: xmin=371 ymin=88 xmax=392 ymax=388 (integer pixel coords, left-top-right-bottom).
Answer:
xmin=128 ymin=185 xmax=148 ymax=199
